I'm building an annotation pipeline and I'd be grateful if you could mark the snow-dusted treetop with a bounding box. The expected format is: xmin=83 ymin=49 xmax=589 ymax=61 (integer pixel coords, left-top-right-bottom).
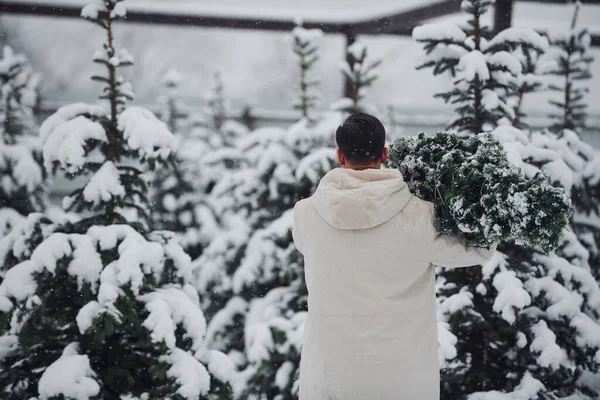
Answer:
xmin=290 ymin=21 xmax=323 ymax=119
xmin=333 ymin=40 xmax=381 ymax=114
xmin=413 ymin=0 xmax=548 ymax=134
xmin=38 ymin=0 xmax=178 ymax=230
xmin=537 ymin=2 xmax=594 ymax=132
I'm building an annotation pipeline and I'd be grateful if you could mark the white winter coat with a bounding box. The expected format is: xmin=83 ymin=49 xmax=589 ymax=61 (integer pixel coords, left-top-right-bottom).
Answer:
xmin=292 ymin=168 xmax=495 ymax=400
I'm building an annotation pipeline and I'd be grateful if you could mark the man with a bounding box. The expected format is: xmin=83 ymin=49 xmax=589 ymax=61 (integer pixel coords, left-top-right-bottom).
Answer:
xmin=292 ymin=113 xmax=496 ymax=400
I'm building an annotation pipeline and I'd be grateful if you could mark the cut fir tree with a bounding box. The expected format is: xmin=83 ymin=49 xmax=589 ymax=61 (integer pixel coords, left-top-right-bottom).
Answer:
xmin=388 ymin=131 xmax=572 ymax=251
xmin=0 ymin=1 xmax=235 ymax=399
xmin=411 ymin=0 xmax=600 ymax=398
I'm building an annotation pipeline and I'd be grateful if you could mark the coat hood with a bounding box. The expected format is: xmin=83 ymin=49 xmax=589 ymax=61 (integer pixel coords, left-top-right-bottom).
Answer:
xmin=311 ymin=168 xmax=412 ymax=230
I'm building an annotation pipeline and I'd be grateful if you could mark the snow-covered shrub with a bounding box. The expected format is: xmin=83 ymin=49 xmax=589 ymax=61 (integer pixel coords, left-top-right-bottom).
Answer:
xmin=413 ymin=1 xmax=600 ymax=398
xmin=0 ymin=1 xmax=234 ymax=398
xmin=0 ymin=45 xmax=45 ymax=226
xmin=388 ymin=131 xmax=571 ymax=251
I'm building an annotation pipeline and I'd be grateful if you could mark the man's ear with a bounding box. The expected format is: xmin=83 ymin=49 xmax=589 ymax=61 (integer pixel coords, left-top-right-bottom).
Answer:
xmin=337 ymin=149 xmax=346 ymax=167
xmin=381 ymin=147 xmax=389 ymax=164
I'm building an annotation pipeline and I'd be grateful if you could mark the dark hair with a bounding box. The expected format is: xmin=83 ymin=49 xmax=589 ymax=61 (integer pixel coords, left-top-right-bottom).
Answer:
xmin=335 ymin=113 xmax=386 ymax=165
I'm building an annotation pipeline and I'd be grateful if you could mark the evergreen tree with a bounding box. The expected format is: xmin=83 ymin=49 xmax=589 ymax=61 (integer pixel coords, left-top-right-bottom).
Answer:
xmin=413 ymin=1 xmax=600 ymax=398
xmin=158 ymin=67 xmax=187 ymax=134
xmin=0 ymin=45 xmax=45 ymax=232
xmin=414 ymin=0 xmax=547 ymax=134
xmin=537 ymin=3 xmax=600 ymax=282
xmin=0 ymin=1 xmax=235 ymax=398
xmin=290 ymin=22 xmax=322 ymax=120
xmin=151 ymin=67 xmax=248 ymax=260
xmin=509 ymin=40 xmax=548 ymax=129
xmin=206 ymin=71 xmax=227 ymax=132
xmin=539 ymin=2 xmax=593 ymax=133
xmin=333 ymin=40 xmax=381 ymax=114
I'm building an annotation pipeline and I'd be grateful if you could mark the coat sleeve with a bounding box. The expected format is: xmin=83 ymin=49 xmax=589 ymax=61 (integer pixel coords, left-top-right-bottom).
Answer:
xmin=424 ymin=202 xmax=497 ymax=268
xmin=292 ymin=201 xmax=305 ymax=254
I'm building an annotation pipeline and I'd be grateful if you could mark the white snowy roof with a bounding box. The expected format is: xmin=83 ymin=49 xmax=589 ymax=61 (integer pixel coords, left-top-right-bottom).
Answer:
xmin=425 ymin=1 xmax=600 ymax=34
xmin=10 ymin=0 xmax=436 ymax=23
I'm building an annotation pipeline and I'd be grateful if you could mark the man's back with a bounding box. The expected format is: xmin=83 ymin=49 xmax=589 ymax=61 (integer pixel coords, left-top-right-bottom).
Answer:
xmin=293 ymin=168 xmax=494 ymax=400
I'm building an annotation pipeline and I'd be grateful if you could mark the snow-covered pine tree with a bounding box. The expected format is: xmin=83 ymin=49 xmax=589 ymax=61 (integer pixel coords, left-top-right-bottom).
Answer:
xmin=414 ymin=0 xmax=547 ymax=135
xmin=0 ymin=2 xmax=235 ymax=398
xmin=290 ymin=22 xmax=323 ymax=121
xmin=540 ymin=2 xmax=593 ymax=133
xmin=413 ymin=1 xmax=600 ymax=398
xmin=537 ymin=3 xmax=600 ymax=282
xmin=203 ymin=71 xmax=250 ymax=148
xmin=158 ymin=67 xmax=187 ymax=134
xmin=151 ymin=66 xmax=249 ymax=260
xmin=0 ymin=45 xmax=45 ymax=234
xmin=332 ymin=40 xmax=381 ymax=115
xmin=194 ymin=108 xmax=342 ymax=399
xmin=508 ymin=40 xmax=548 ymax=129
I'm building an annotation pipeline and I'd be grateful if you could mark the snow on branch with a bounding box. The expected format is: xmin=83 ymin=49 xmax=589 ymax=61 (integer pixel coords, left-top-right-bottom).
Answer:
xmin=413 ymin=23 xmax=467 ymax=44
xmin=529 ymin=320 xmax=568 ymax=369
xmin=161 ymin=348 xmax=211 ymax=399
xmin=117 ymin=107 xmax=177 ymax=162
xmin=39 ymin=103 xmax=108 ymax=173
xmin=37 ymin=343 xmax=100 ymax=400
xmin=491 ymin=271 xmax=531 ymax=325
xmin=81 ymin=161 xmax=126 ymax=206
xmin=232 ymin=210 xmax=294 ymax=293
xmin=140 ymin=287 xmax=207 ymax=353
xmin=485 ymin=28 xmax=549 ymax=53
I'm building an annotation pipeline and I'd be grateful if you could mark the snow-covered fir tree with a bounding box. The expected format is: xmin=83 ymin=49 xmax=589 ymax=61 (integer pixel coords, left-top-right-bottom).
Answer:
xmin=414 ymin=0 xmax=547 ymax=134
xmin=332 ymin=40 xmax=381 ymax=114
xmin=537 ymin=3 xmax=600 ymax=282
xmin=290 ymin=22 xmax=323 ymax=120
xmin=158 ymin=67 xmax=187 ymax=134
xmin=0 ymin=2 xmax=235 ymax=398
xmin=508 ymin=40 xmax=548 ymax=129
xmin=0 ymin=45 xmax=45 ymax=235
xmin=151 ymin=67 xmax=249 ymax=260
xmin=193 ymin=107 xmax=342 ymax=398
xmin=413 ymin=1 xmax=600 ymax=398
xmin=540 ymin=2 xmax=593 ymax=133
